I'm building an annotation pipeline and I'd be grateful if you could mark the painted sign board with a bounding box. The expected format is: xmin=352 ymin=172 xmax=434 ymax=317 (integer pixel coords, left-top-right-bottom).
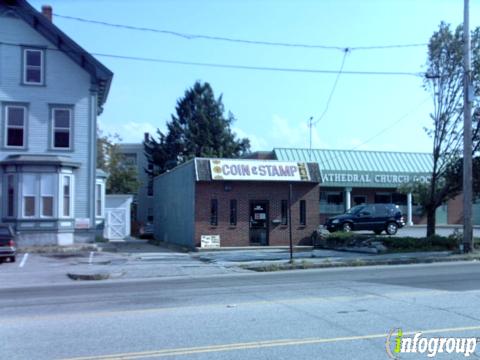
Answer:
xmin=201 ymin=235 xmax=221 ymax=248
xmin=320 ymin=171 xmax=431 ymax=188
xmin=75 ymin=218 xmax=90 ymax=229
xmin=210 ymin=159 xmax=310 ymax=181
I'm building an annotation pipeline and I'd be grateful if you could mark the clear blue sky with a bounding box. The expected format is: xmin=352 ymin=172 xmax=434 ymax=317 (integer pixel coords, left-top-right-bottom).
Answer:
xmin=31 ymin=0 xmax=478 ymax=153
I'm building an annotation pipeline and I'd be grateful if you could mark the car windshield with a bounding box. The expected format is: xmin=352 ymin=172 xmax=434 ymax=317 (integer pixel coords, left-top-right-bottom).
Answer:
xmin=345 ymin=205 xmax=365 ymax=215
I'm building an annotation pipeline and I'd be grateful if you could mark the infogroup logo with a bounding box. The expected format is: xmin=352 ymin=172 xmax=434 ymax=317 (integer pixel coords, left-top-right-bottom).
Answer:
xmin=385 ymin=328 xmax=478 ymax=358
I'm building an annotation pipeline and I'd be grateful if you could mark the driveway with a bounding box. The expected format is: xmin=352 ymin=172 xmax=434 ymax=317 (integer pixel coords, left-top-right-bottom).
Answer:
xmin=0 ymin=239 xmax=248 ymax=289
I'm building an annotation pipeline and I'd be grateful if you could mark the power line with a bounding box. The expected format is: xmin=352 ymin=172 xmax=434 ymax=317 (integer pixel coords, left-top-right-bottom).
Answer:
xmin=349 ymin=96 xmax=431 ymax=151
xmin=313 ymin=48 xmax=349 ymax=126
xmin=309 ymin=96 xmax=432 ymax=168
xmin=92 ymin=51 xmax=421 ymax=76
xmin=0 ymin=41 xmax=423 ymax=77
xmin=54 ymin=13 xmax=428 ymax=52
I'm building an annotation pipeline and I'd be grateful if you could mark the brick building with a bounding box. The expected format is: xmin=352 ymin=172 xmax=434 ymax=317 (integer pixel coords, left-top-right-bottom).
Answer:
xmin=153 ymin=158 xmax=320 ymax=248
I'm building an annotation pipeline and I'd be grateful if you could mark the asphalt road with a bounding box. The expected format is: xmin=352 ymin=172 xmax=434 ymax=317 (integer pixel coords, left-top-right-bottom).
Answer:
xmin=2 ymin=262 xmax=480 ymax=359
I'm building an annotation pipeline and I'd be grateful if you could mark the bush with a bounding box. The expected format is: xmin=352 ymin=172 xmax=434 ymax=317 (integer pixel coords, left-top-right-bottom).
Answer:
xmin=321 ymin=233 xmax=459 ymax=252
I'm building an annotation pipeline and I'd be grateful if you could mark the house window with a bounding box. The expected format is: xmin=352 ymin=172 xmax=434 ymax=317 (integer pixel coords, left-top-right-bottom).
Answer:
xmin=95 ymin=182 xmax=103 ymax=217
xmin=62 ymin=175 xmax=73 ymax=217
xmin=299 ymin=200 xmax=306 ymax=226
xmin=147 ymin=178 xmax=153 ymax=196
xmin=52 ymin=108 xmax=71 ymax=149
xmin=41 ymin=174 xmax=54 ymax=217
xmin=124 ymin=153 xmax=137 ymax=166
xmin=210 ymin=199 xmax=218 ymax=226
xmin=230 ymin=199 xmax=237 ymax=226
xmin=5 ymin=106 xmax=26 ymax=148
xmin=281 ymin=200 xmax=288 ymax=225
xmin=7 ymin=175 xmax=15 ymax=217
xmin=22 ymin=174 xmax=36 ymax=217
xmin=147 ymin=208 xmax=154 ymax=223
xmin=23 ymin=48 xmax=44 ymax=85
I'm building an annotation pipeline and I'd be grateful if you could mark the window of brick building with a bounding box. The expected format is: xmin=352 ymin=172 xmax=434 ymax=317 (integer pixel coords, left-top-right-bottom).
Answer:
xmin=281 ymin=200 xmax=288 ymax=225
xmin=210 ymin=199 xmax=218 ymax=226
xmin=229 ymin=199 xmax=237 ymax=226
xmin=299 ymin=200 xmax=306 ymax=225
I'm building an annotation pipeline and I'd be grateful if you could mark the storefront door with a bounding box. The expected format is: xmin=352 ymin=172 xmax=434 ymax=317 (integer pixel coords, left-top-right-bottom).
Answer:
xmin=249 ymin=201 xmax=269 ymax=246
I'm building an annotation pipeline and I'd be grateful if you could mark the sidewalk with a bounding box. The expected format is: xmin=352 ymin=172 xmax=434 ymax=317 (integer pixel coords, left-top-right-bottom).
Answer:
xmin=195 ymin=247 xmax=480 ymax=271
xmin=0 ymin=240 xmax=248 ymax=289
xmin=2 ymin=239 xmax=480 ymax=289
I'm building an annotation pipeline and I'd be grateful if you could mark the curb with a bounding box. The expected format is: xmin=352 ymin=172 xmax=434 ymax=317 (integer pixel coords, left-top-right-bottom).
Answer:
xmin=242 ymin=255 xmax=480 ymax=272
xmin=66 ymin=271 xmax=125 ymax=281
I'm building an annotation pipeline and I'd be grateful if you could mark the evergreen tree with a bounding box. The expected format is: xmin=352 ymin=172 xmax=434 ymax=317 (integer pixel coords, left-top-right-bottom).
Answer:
xmin=144 ymin=81 xmax=250 ymax=175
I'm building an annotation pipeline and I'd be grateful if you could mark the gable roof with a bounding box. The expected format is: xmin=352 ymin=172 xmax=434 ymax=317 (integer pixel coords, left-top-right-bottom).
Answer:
xmin=2 ymin=0 xmax=113 ymax=111
xmin=274 ymin=148 xmax=433 ymax=174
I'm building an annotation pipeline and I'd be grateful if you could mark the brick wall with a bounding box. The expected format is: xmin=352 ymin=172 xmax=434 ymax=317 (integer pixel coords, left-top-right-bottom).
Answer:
xmin=194 ymin=181 xmax=319 ymax=247
xmin=447 ymin=194 xmax=463 ymax=224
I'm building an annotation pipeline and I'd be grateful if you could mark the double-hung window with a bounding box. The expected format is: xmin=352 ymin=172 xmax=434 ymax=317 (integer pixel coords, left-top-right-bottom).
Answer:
xmin=23 ymin=48 xmax=44 ymax=85
xmin=5 ymin=106 xmax=26 ymax=148
xmin=52 ymin=108 xmax=72 ymax=149
xmin=22 ymin=174 xmax=37 ymax=217
xmin=41 ymin=174 xmax=55 ymax=217
xmin=6 ymin=175 xmax=15 ymax=217
xmin=95 ymin=181 xmax=105 ymax=218
xmin=21 ymin=174 xmax=56 ymax=218
xmin=61 ymin=175 xmax=73 ymax=218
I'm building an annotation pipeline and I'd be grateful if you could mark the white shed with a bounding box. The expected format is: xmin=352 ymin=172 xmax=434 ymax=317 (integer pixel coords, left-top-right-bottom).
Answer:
xmin=104 ymin=195 xmax=133 ymax=240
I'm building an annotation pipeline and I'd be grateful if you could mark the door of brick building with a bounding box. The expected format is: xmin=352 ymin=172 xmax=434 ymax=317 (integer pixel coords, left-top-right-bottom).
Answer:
xmin=249 ymin=201 xmax=269 ymax=246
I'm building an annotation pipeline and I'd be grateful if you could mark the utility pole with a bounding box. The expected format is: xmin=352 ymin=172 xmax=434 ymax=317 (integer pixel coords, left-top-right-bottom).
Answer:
xmin=288 ymin=183 xmax=293 ymax=262
xmin=463 ymin=0 xmax=473 ymax=252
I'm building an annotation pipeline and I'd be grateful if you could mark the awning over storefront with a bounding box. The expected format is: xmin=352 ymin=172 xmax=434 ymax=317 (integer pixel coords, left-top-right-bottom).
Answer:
xmin=274 ymin=148 xmax=433 ymax=188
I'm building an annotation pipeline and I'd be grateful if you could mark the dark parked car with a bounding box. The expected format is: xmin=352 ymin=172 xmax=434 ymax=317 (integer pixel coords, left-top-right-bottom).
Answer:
xmin=324 ymin=204 xmax=405 ymax=235
xmin=0 ymin=225 xmax=16 ymax=263
xmin=139 ymin=223 xmax=154 ymax=239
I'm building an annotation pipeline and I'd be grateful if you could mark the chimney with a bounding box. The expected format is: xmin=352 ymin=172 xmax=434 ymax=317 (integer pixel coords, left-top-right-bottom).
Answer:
xmin=41 ymin=5 xmax=52 ymax=22
xmin=144 ymin=132 xmax=149 ymax=142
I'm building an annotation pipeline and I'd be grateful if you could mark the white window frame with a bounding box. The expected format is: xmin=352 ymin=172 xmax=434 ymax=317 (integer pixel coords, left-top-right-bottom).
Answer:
xmin=6 ymin=174 xmax=16 ymax=218
xmin=40 ymin=174 xmax=56 ymax=218
xmin=95 ymin=180 xmax=105 ymax=218
xmin=5 ymin=105 xmax=26 ymax=149
xmin=59 ymin=174 xmax=74 ymax=218
xmin=51 ymin=108 xmax=72 ymax=150
xmin=22 ymin=174 xmax=37 ymax=218
xmin=23 ymin=48 xmax=44 ymax=85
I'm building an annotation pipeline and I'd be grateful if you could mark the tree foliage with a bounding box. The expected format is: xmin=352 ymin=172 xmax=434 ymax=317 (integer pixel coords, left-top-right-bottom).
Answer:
xmin=144 ymin=81 xmax=250 ymax=175
xmin=97 ymin=129 xmax=140 ymax=194
xmin=404 ymin=22 xmax=480 ymax=237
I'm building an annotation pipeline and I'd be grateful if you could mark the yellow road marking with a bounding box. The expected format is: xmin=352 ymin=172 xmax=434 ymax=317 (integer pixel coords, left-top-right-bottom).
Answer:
xmin=63 ymin=325 xmax=480 ymax=360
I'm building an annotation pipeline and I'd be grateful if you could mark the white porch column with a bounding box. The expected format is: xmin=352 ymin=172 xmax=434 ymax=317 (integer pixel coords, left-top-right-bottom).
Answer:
xmin=407 ymin=192 xmax=413 ymax=226
xmin=345 ymin=187 xmax=352 ymax=211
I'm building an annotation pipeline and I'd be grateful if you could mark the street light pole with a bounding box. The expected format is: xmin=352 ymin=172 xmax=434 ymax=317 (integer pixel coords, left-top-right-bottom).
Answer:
xmin=463 ymin=0 xmax=473 ymax=252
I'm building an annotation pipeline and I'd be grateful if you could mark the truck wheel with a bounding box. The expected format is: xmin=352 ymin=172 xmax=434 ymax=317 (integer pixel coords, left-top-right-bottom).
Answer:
xmin=386 ymin=222 xmax=398 ymax=235
xmin=342 ymin=223 xmax=352 ymax=232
